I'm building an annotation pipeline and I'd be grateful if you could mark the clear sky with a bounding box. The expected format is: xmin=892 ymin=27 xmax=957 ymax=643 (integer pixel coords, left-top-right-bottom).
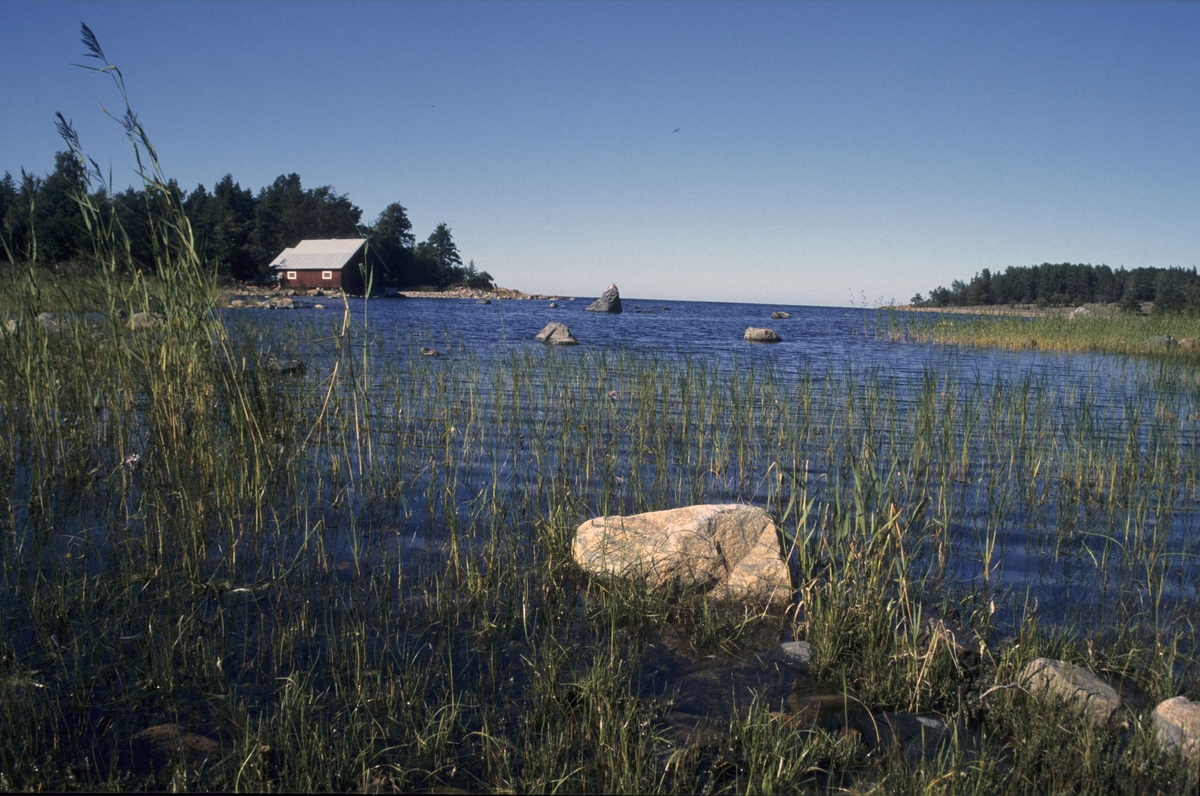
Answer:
xmin=2 ymin=1 xmax=1197 ymax=305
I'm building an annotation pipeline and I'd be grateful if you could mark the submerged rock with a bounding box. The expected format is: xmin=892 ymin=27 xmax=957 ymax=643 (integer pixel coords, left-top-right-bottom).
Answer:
xmin=36 ymin=312 xmax=60 ymax=331
xmin=744 ymin=327 xmax=781 ymax=343
xmin=129 ymin=723 xmax=220 ymax=775
xmin=1020 ymin=657 xmax=1121 ymax=726
xmin=1152 ymin=696 xmax=1200 ymax=759
xmin=585 ymin=283 xmax=622 ymax=313
xmin=262 ymin=356 xmax=307 ymax=375
xmin=419 ymin=347 xmax=441 ymax=357
xmin=572 ymin=504 xmax=791 ymax=604
xmin=476 ymin=298 xmax=492 ymax=305
xmin=770 ymin=311 xmax=791 ymax=319
xmin=535 ymin=322 xmax=579 ymax=346
xmin=548 ymin=301 xmax=559 ymax=308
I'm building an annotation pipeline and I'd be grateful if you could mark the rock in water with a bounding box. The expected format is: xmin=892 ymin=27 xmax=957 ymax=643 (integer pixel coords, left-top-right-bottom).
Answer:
xmin=1020 ymin=657 xmax=1121 ymax=726
xmin=770 ymin=311 xmax=791 ymax=319
xmin=534 ymin=322 xmax=579 ymax=346
xmin=1152 ymin=696 xmax=1200 ymax=759
xmin=744 ymin=327 xmax=782 ymax=343
xmin=585 ymin=284 xmax=622 ymax=313
xmin=573 ymin=504 xmax=791 ymax=603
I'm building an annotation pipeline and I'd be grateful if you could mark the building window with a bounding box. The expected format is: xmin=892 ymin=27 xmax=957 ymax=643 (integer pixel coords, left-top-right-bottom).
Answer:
xmin=322 ymin=271 xmax=333 ymax=281
xmin=286 ymin=271 xmax=297 ymax=280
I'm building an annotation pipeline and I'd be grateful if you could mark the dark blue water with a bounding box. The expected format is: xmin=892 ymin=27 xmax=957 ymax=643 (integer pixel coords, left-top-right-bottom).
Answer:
xmin=227 ymin=295 xmax=1200 ymax=637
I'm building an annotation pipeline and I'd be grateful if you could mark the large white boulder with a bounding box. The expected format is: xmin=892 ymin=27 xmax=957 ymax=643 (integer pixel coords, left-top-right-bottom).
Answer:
xmin=572 ymin=504 xmax=791 ymax=604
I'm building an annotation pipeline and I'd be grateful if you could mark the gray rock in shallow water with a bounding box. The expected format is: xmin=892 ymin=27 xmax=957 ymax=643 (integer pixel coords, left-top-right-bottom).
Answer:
xmin=744 ymin=327 xmax=781 ymax=343
xmin=419 ymin=347 xmax=441 ymax=357
xmin=535 ymin=322 xmax=579 ymax=346
xmin=1152 ymin=696 xmax=1200 ymax=759
xmin=585 ymin=283 xmax=622 ymax=313
xmin=36 ymin=312 xmax=61 ymax=331
xmin=1020 ymin=657 xmax=1121 ymax=726
xmin=777 ymin=641 xmax=813 ymax=672
xmin=476 ymin=298 xmax=491 ymax=305
xmin=572 ymin=504 xmax=791 ymax=604
xmin=770 ymin=311 xmax=791 ymax=319
xmin=263 ymin=356 xmax=307 ymax=375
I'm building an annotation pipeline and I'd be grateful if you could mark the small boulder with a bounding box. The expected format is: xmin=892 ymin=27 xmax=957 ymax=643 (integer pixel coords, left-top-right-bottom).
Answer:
xmin=419 ymin=347 xmax=441 ymax=357
xmin=36 ymin=312 xmax=60 ymax=331
xmin=272 ymin=297 xmax=295 ymax=310
xmin=572 ymin=504 xmax=791 ymax=603
xmin=776 ymin=640 xmax=813 ymax=673
xmin=476 ymin=298 xmax=492 ymax=305
xmin=585 ymin=284 xmax=622 ymax=313
xmin=744 ymin=327 xmax=781 ymax=343
xmin=549 ymin=302 xmax=559 ymax=308
xmin=1020 ymin=657 xmax=1121 ymax=726
xmin=1 ymin=319 xmax=16 ymax=336
xmin=229 ymin=299 xmax=246 ymax=308
xmin=313 ymin=304 xmax=325 ymax=310
xmin=1151 ymin=696 xmax=1200 ymax=759
xmin=1070 ymin=306 xmax=1092 ymax=319
xmin=770 ymin=311 xmax=791 ymax=319
xmin=535 ymin=322 xmax=579 ymax=346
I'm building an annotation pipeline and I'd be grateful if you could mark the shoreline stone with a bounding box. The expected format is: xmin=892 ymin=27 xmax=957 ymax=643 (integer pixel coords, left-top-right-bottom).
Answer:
xmin=1019 ymin=657 xmax=1121 ymax=726
xmin=1151 ymin=696 xmax=1200 ymax=759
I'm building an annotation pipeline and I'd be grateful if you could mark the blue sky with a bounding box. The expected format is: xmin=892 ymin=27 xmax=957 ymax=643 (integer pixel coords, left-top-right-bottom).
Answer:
xmin=2 ymin=1 xmax=1197 ymax=305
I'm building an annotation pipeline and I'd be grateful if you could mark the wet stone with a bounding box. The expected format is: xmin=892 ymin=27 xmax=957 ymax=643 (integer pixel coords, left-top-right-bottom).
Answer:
xmin=770 ymin=311 xmax=791 ymax=319
xmin=776 ymin=640 xmax=813 ymax=673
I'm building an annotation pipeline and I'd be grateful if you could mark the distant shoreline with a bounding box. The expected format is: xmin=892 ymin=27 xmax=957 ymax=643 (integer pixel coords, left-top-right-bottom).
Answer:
xmin=889 ymin=302 xmax=1125 ymax=319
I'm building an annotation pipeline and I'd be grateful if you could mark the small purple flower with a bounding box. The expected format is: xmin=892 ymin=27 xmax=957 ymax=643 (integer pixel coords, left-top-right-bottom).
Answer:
xmin=607 ymin=390 xmax=618 ymax=401
xmin=124 ymin=453 xmax=142 ymax=472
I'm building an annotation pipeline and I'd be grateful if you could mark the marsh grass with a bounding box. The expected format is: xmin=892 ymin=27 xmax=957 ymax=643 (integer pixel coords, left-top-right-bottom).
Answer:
xmin=893 ymin=309 xmax=1200 ymax=363
xmin=1 ymin=28 xmax=1198 ymax=793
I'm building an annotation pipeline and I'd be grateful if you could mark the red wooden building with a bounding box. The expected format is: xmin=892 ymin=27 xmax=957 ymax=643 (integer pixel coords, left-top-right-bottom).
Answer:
xmin=269 ymin=239 xmax=389 ymax=296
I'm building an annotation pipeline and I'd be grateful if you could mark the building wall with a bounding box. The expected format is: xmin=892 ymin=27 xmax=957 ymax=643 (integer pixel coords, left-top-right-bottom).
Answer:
xmin=279 ymin=269 xmax=342 ymax=290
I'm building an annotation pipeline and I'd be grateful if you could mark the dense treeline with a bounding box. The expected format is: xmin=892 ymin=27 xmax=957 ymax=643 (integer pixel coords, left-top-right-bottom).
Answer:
xmin=912 ymin=262 xmax=1200 ymax=314
xmin=0 ymin=152 xmax=493 ymax=289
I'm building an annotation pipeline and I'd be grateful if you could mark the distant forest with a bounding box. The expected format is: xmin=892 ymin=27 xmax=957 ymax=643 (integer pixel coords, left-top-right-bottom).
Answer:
xmin=0 ymin=151 xmax=493 ymax=290
xmin=913 ymin=262 xmax=1200 ymax=314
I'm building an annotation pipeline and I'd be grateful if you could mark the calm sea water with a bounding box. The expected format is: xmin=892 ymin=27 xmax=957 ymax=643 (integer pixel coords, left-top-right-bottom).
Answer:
xmin=229 ymin=294 xmax=1200 ymax=636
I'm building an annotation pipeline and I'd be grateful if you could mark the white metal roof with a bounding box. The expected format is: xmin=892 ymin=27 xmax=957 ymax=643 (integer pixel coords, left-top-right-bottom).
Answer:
xmin=269 ymin=239 xmax=366 ymax=271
